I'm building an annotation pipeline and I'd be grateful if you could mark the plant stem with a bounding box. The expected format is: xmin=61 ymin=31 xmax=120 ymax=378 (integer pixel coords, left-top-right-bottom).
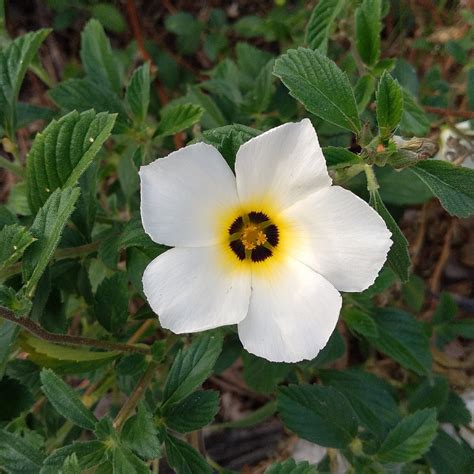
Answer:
xmin=113 ymin=361 xmax=158 ymax=430
xmin=0 ymin=240 xmax=103 ymax=281
xmin=0 ymin=155 xmax=24 ymax=177
xmin=0 ymin=306 xmax=150 ymax=354
xmin=364 ymin=164 xmax=379 ymax=193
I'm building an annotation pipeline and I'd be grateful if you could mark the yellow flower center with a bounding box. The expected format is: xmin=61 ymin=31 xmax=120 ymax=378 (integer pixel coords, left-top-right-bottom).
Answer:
xmin=227 ymin=211 xmax=279 ymax=263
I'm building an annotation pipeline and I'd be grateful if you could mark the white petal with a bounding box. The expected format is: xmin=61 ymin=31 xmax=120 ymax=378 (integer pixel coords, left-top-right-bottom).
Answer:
xmin=143 ymin=246 xmax=251 ymax=333
xmin=238 ymin=257 xmax=341 ymax=363
xmin=235 ymin=119 xmax=331 ymax=211
xmin=282 ymin=186 xmax=392 ymax=292
xmin=140 ymin=143 xmax=239 ymax=247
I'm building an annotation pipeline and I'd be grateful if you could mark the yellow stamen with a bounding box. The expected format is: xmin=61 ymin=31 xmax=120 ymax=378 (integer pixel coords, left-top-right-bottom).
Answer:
xmin=240 ymin=224 xmax=267 ymax=250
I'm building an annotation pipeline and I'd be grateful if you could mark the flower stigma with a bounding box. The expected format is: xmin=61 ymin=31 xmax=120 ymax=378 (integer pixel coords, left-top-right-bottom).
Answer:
xmin=228 ymin=211 xmax=279 ymax=263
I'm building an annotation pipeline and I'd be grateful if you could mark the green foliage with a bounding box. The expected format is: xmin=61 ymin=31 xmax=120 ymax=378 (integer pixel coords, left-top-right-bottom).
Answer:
xmin=0 ymin=224 xmax=35 ymax=271
xmin=162 ymin=334 xmax=222 ymax=407
xmin=156 ymin=103 xmax=204 ymax=137
xmin=126 ymin=63 xmax=151 ymax=123
xmin=22 ymin=187 xmax=80 ymax=295
xmin=376 ymin=72 xmax=403 ymax=139
xmin=274 ymin=48 xmax=361 ymax=133
xmin=164 ymin=434 xmax=212 ymax=474
xmin=409 ymin=160 xmax=474 ymax=217
xmin=306 ymin=0 xmax=344 ymax=54
xmin=369 ymin=188 xmax=411 ymax=282
xmin=26 ymin=110 xmax=115 ymax=213
xmin=163 ymin=390 xmax=219 ymax=432
xmin=356 ymin=0 xmax=382 ymax=67
xmin=40 ymin=369 xmax=97 ymax=430
xmin=377 ymin=409 xmax=438 ymax=463
xmin=277 ymin=384 xmax=358 ymax=448
xmin=0 ymin=429 xmax=45 ymax=473
xmin=266 ymin=459 xmax=318 ymax=473
xmin=0 ymin=29 xmax=51 ymax=137
xmin=80 ymin=19 xmax=121 ymax=95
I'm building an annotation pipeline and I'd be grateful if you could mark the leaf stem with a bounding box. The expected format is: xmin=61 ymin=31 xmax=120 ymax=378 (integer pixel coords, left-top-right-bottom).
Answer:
xmin=0 ymin=239 xmax=103 ymax=281
xmin=364 ymin=164 xmax=379 ymax=193
xmin=113 ymin=360 xmax=158 ymax=430
xmin=0 ymin=155 xmax=24 ymax=177
xmin=0 ymin=306 xmax=150 ymax=354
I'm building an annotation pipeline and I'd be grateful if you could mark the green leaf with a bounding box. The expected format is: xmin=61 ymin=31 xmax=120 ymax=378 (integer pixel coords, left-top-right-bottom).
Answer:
xmin=343 ymin=308 xmax=379 ymax=338
xmin=0 ymin=429 xmax=45 ymax=474
xmin=164 ymin=13 xmax=203 ymax=55
xmin=409 ymin=160 xmax=474 ymax=218
xmin=369 ymin=308 xmax=432 ymax=375
xmin=91 ymin=3 xmax=126 ymax=33
xmin=121 ymin=404 xmax=161 ymax=460
xmin=49 ymin=79 xmax=129 ymax=132
xmin=181 ymin=85 xmax=226 ymax=128
xmin=408 ymin=375 xmax=449 ymax=413
xmin=59 ymin=453 xmax=81 ymax=474
xmin=377 ymin=409 xmax=438 ymax=463
xmin=320 ymin=369 xmax=400 ymax=439
xmin=126 ymin=63 xmax=151 ymax=123
xmin=277 ymin=384 xmax=358 ymax=448
xmin=22 ymin=187 xmax=80 ymax=295
xmin=266 ymin=459 xmax=318 ymax=474
xmin=438 ymin=391 xmax=472 ymax=426
xmin=399 ymin=89 xmax=430 ymax=136
xmin=163 ymin=390 xmax=219 ymax=433
xmin=0 ymin=286 xmax=32 ymax=315
xmin=199 ymin=124 xmax=260 ymax=168
xmin=40 ymin=441 xmax=107 ymax=474
xmin=162 ymin=334 xmax=222 ymax=407
xmin=236 ymin=42 xmax=273 ymax=91
xmin=0 ymin=29 xmax=51 ymax=137
xmin=305 ymin=0 xmax=344 ymax=54
xmin=20 ymin=333 xmax=119 ymax=374
xmin=40 ymin=368 xmax=97 ymax=430
xmin=310 ymin=327 xmax=345 ymax=367
xmin=376 ymin=71 xmax=403 ymax=138
xmin=242 ymin=59 xmax=275 ymax=114
xmin=242 ymin=353 xmax=289 ymax=394
xmin=94 ymin=272 xmax=129 ymax=334
xmin=322 ymin=146 xmax=363 ymax=169
xmin=156 ymin=103 xmax=204 ymax=137
xmin=27 ymin=109 xmax=116 ymax=213
xmin=165 ymin=434 xmax=212 ymax=474
xmin=355 ymin=0 xmax=382 ymax=67
xmin=80 ymin=19 xmax=121 ymax=94
xmin=432 ymin=292 xmax=457 ymax=325
xmin=425 ymin=431 xmax=474 ymax=474
xmin=402 ymin=274 xmax=425 ymax=312
xmin=0 ymin=224 xmax=35 ymax=271
xmin=354 ymin=74 xmax=376 ymax=112
xmin=0 ymin=320 xmax=18 ymax=377
xmin=274 ymin=48 xmax=361 ymax=133
xmin=369 ymin=188 xmax=410 ymax=282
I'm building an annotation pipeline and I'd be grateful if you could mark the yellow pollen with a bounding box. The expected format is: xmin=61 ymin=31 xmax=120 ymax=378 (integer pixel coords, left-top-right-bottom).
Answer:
xmin=240 ymin=225 xmax=267 ymax=250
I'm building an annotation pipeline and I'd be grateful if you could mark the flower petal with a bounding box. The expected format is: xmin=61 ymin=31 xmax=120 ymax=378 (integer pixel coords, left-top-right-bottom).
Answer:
xmin=235 ymin=119 xmax=331 ymax=211
xmin=238 ymin=257 xmax=341 ymax=363
xmin=282 ymin=186 xmax=392 ymax=292
xmin=143 ymin=246 xmax=251 ymax=333
xmin=140 ymin=143 xmax=239 ymax=247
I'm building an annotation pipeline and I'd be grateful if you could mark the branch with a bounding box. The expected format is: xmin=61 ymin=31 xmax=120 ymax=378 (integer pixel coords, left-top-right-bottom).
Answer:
xmin=424 ymin=106 xmax=474 ymax=120
xmin=0 ymin=306 xmax=150 ymax=355
xmin=113 ymin=361 xmax=158 ymax=430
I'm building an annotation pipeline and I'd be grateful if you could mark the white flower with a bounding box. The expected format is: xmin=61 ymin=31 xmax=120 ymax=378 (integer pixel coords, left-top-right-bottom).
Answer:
xmin=140 ymin=119 xmax=392 ymax=363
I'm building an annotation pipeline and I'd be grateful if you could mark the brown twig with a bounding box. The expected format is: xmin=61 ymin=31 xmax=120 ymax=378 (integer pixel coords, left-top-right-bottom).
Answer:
xmin=424 ymin=106 xmax=474 ymax=120
xmin=411 ymin=202 xmax=428 ymax=268
xmin=430 ymin=218 xmax=456 ymax=293
xmin=0 ymin=306 xmax=150 ymax=355
xmin=125 ymin=0 xmax=184 ymax=149
xmin=113 ymin=361 xmax=157 ymax=430
xmin=127 ymin=318 xmax=154 ymax=344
